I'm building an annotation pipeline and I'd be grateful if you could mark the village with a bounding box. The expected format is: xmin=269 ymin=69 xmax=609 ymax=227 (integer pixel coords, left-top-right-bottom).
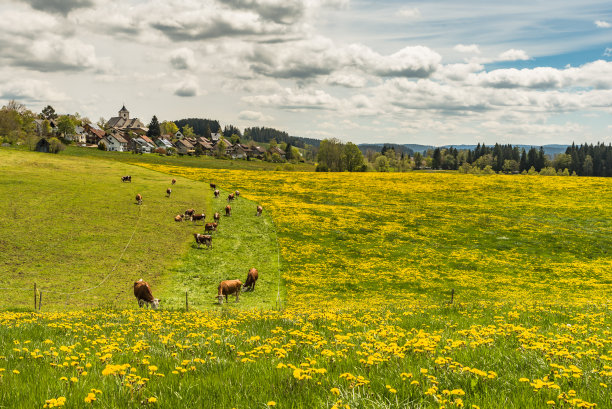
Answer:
xmin=33 ymin=105 xmax=289 ymax=161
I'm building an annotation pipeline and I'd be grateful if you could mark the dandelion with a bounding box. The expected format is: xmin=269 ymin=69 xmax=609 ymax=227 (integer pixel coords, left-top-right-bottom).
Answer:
xmin=267 ymin=401 xmax=276 ymax=406
xmin=330 ymin=388 xmax=340 ymax=396
xmin=148 ymin=397 xmax=157 ymax=403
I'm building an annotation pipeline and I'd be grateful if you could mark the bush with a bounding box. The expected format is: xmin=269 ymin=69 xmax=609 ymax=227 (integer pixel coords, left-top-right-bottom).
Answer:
xmin=166 ymin=147 xmax=177 ymax=156
xmin=48 ymin=137 xmax=65 ymax=154
xmin=154 ymin=147 xmax=167 ymax=155
xmin=315 ymin=164 xmax=328 ymax=172
xmin=539 ymin=167 xmax=557 ymax=176
xmin=98 ymin=141 xmax=107 ymax=151
xmin=481 ymin=165 xmax=495 ymax=175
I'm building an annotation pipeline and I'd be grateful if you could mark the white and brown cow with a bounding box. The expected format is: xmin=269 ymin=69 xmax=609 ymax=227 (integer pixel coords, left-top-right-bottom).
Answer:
xmin=166 ymin=188 xmax=172 ymax=197
xmin=184 ymin=208 xmax=195 ymax=218
xmin=256 ymin=205 xmax=263 ymax=216
xmin=174 ymin=214 xmax=183 ymax=222
xmin=134 ymin=279 xmax=160 ymax=309
xmin=217 ymin=279 xmax=242 ymax=304
xmin=214 ymin=189 xmax=220 ymax=198
xmin=191 ymin=213 xmax=206 ymax=224
xmin=193 ymin=233 xmax=212 ymax=248
xmin=214 ymin=212 xmax=221 ymax=223
xmin=225 ymin=205 xmax=231 ymax=216
xmin=204 ymin=222 xmax=218 ymax=233
xmin=135 ymin=194 xmax=143 ymax=205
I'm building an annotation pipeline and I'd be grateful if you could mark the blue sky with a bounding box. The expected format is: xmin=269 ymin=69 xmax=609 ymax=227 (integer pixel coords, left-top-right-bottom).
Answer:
xmin=0 ymin=0 xmax=611 ymax=145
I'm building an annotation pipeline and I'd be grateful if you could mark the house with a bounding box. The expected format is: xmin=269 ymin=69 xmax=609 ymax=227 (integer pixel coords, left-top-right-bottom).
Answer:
xmin=249 ymin=145 xmax=266 ymax=159
xmin=83 ymin=124 xmax=106 ymax=145
xmin=102 ymin=133 xmax=128 ymax=152
xmin=33 ymin=119 xmax=57 ymax=136
xmin=210 ymin=132 xmax=221 ymax=142
xmin=129 ymin=137 xmax=155 ymax=153
xmin=175 ymin=130 xmax=184 ymax=139
xmin=73 ymin=126 xmax=86 ymax=145
xmin=155 ymin=137 xmax=173 ymax=149
xmin=105 ymin=106 xmax=147 ymax=132
xmin=268 ymin=146 xmax=286 ymax=159
xmin=35 ymin=138 xmax=50 ymax=153
xmin=195 ymin=138 xmax=214 ymax=155
xmin=229 ymin=144 xmax=250 ymax=159
xmin=175 ymin=139 xmax=195 ymax=155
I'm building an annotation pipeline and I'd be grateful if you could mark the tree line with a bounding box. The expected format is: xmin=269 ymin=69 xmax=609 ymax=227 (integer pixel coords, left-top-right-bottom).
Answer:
xmin=244 ymin=127 xmax=321 ymax=149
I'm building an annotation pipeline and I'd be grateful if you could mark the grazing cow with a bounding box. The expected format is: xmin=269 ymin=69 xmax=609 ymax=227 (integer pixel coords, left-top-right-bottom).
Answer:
xmin=225 ymin=205 xmax=231 ymax=216
xmin=174 ymin=214 xmax=183 ymax=222
xmin=166 ymin=188 xmax=172 ymax=197
xmin=191 ymin=213 xmax=206 ymax=224
xmin=243 ymin=268 xmax=258 ymax=292
xmin=217 ymin=279 xmax=242 ymax=304
xmin=235 ymin=190 xmax=240 ymax=199
xmin=214 ymin=189 xmax=220 ymax=198
xmin=214 ymin=212 xmax=221 ymax=223
xmin=135 ymin=194 xmax=143 ymax=205
xmin=172 ymin=179 xmax=176 ymax=185
xmin=256 ymin=205 xmax=263 ymax=216
xmin=210 ymin=183 xmax=216 ymax=189
xmin=193 ymin=233 xmax=212 ymax=248
xmin=227 ymin=193 xmax=235 ymax=202
xmin=204 ymin=222 xmax=218 ymax=233
xmin=133 ymin=279 xmax=160 ymax=309
xmin=184 ymin=209 xmax=195 ymax=218
xmin=122 ymin=175 xmax=132 ymax=182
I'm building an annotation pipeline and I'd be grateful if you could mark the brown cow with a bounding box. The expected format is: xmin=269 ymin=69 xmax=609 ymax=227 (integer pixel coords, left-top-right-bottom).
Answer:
xmin=210 ymin=183 xmax=216 ymax=189
xmin=172 ymin=179 xmax=176 ymax=185
xmin=174 ymin=214 xmax=183 ymax=222
xmin=184 ymin=208 xmax=195 ymax=218
xmin=204 ymin=222 xmax=218 ymax=233
xmin=191 ymin=213 xmax=206 ymax=224
xmin=134 ymin=279 xmax=160 ymax=309
xmin=217 ymin=279 xmax=242 ymax=304
xmin=256 ymin=205 xmax=263 ymax=216
xmin=214 ymin=212 xmax=221 ymax=222
xmin=243 ymin=268 xmax=258 ymax=292
xmin=225 ymin=205 xmax=231 ymax=216
xmin=214 ymin=189 xmax=220 ymax=198
xmin=193 ymin=233 xmax=212 ymax=248
xmin=235 ymin=190 xmax=240 ymax=199
xmin=135 ymin=194 xmax=142 ymax=205
xmin=227 ymin=193 xmax=235 ymax=202
xmin=166 ymin=188 xmax=172 ymax=197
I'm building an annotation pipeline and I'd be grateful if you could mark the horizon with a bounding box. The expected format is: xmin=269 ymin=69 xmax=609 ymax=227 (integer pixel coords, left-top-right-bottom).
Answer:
xmin=1 ymin=0 xmax=611 ymax=146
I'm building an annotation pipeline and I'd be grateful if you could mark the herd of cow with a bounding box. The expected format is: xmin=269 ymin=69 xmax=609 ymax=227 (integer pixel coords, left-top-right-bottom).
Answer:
xmin=125 ymin=176 xmax=263 ymax=307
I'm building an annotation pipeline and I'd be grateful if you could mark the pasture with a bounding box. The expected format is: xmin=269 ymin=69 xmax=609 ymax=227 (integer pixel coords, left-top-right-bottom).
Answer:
xmin=0 ymin=149 xmax=611 ymax=408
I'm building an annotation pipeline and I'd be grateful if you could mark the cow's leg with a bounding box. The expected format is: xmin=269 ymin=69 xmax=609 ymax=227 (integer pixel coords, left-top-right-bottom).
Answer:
xmin=235 ymin=292 xmax=240 ymax=302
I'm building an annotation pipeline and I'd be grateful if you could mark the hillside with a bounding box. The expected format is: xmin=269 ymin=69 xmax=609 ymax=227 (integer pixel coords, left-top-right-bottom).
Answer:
xmin=0 ymin=149 xmax=281 ymax=310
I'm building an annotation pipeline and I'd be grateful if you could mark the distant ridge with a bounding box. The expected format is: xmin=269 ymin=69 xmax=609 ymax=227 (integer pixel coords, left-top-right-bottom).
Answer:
xmin=358 ymin=143 xmax=571 ymax=156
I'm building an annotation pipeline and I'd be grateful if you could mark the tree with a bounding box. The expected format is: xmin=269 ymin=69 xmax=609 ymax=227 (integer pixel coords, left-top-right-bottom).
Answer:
xmin=204 ymin=124 xmax=212 ymax=140
xmin=583 ymin=155 xmax=594 ymax=176
xmin=285 ymin=143 xmax=293 ymax=160
xmin=48 ymin=137 xmax=65 ymax=154
xmin=215 ymin=139 xmax=226 ymax=158
xmin=56 ymin=115 xmax=75 ymax=139
xmin=41 ymin=105 xmax=57 ymax=120
xmin=182 ymin=124 xmax=195 ymax=138
xmin=342 ymin=142 xmax=365 ymax=171
xmin=413 ymin=152 xmax=423 ymax=169
xmin=147 ymin=115 xmax=161 ymax=139
xmin=374 ymin=155 xmax=390 ymax=172
xmin=194 ymin=143 xmax=203 ymax=157
xmin=269 ymin=138 xmax=277 ymax=148
xmin=502 ymin=159 xmax=519 ymax=173
xmin=160 ymin=121 xmax=179 ymax=135
xmin=317 ymin=138 xmax=344 ymax=171
xmin=432 ymin=148 xmax=442 ymax=169
xmin=230 ymin=134 xmax=240 ymax=145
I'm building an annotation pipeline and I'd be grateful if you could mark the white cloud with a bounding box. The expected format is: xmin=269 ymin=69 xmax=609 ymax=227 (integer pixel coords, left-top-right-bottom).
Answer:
xmin=595 ymin=20 xmax=611 ymax=28
xmin=169 ymin=47 xmax=196 ymax=70
xmin=396 ymin=7 xmax=421 ymax=19
xmin=497 ymin=49 xmax=530 ymax=61
xmin=604 ymin=48 xmax=612 ymax=57
xmin=238 ymin=110 xmax=273 ymax=121
xmin=0 ymin=78 xmax=68 ymax=102
xmin=242 ymin=88 xmax=338 ymax=110
xmin=172 ymin=76 xmax=200 ymax=97
xmin=454 ymin=44 xmax=481 ymax=54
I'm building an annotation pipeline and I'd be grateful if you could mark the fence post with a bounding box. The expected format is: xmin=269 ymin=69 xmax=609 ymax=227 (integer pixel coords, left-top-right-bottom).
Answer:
xmin=34 ymin=283 xmax=37 ymax=310
xmin=39 ymin=292 xmax=42 ymax=311
xmin=450 ymin=288 xmax=455 ymax=304
xmin=185 ymin=291 xmax=189 ymax=312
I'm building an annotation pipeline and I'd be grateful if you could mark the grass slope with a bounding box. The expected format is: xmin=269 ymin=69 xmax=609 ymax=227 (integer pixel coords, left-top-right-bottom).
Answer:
xmin=0 ymin=149 xmax=281 ymax=310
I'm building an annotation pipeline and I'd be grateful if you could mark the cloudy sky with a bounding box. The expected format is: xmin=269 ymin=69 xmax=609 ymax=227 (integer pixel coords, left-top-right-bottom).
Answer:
xmin=1 ymin=0 xmax=611 ymax=145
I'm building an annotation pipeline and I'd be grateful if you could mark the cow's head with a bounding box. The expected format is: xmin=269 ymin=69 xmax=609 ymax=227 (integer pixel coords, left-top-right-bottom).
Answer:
xmin=217 ymin=295 xmax=224 ymax=304
xmin=152 ymin=298 xmax=160 ymax=309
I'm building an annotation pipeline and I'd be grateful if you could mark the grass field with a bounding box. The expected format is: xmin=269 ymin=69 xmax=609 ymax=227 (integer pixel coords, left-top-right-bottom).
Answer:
xmin=1 ymin=149 xmax=611 ymax=408
xmin=0 ymin=149 xmax=281 ymax=310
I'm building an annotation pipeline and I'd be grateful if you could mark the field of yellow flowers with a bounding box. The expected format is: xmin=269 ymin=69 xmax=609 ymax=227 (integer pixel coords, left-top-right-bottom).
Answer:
xmin=1 ymin=165 xmax=611 ymax=408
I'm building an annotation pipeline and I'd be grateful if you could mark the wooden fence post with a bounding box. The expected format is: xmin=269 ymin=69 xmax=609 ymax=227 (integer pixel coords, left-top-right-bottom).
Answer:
xmin=38 ymin=292 xmax=42 ymax=311
xmin=450 ymin=288 xmax=455 ymax=304
xmin=34 ymin=283 xmax=37 ymax=310
xmin=185 ymin=291 xmax=189 ymax=312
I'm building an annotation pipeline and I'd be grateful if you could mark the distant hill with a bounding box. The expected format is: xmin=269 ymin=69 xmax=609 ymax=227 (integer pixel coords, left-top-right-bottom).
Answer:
xmin=359 ymin=143 xmax=570 ymax=157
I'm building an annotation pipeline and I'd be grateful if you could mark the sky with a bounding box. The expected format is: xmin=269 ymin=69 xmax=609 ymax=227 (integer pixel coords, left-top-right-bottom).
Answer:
xmin=0 ymin=0 xmax=611 ymax=146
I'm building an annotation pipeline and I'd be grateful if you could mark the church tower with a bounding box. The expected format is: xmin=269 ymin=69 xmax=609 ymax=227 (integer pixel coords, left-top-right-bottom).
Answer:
xmin=119 ymin=105 xmax=129 ymax=120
